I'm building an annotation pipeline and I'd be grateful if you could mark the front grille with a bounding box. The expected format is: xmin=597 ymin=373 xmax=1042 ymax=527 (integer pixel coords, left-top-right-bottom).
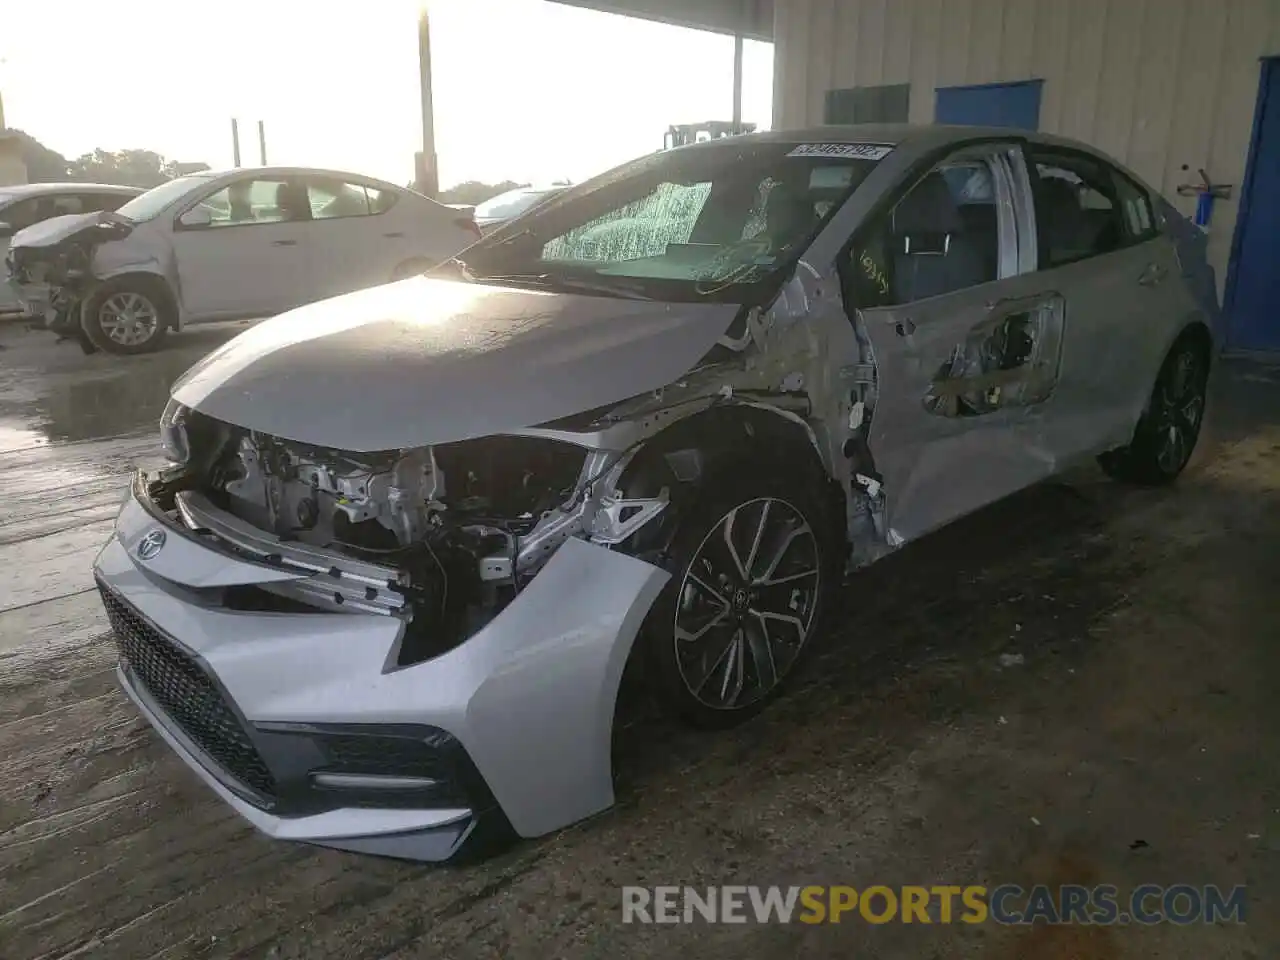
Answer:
xmin=99 ymin=582 xmax=277 ymax=801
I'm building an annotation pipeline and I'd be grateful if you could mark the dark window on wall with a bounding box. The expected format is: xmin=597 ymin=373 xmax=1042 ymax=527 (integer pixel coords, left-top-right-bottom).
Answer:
xmin=825 ymin=83 xmax=910 ymax=125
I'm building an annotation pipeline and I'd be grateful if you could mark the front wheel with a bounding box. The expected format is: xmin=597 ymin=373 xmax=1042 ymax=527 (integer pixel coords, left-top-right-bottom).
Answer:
xmin=641 ymin=473 xmax=836 ymax=729
xmin=1100 ymin=335 xmax=1208 ymax=485
xmin=82 ymin=278 xmax=172 ymax=355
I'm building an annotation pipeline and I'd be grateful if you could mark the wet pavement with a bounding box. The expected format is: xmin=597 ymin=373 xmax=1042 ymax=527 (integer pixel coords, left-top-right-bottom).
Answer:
xmin=0 ymin=319 xmax=1277 ymax=960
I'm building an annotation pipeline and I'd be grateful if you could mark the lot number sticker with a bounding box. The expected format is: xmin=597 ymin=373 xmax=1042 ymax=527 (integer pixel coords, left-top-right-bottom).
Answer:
xmin=786 ymin=143 xmax=894 ymax=160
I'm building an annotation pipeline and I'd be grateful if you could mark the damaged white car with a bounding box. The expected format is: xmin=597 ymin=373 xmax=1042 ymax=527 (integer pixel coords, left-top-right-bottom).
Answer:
xmin=95 ymin=125 xmax=1219 ymax=862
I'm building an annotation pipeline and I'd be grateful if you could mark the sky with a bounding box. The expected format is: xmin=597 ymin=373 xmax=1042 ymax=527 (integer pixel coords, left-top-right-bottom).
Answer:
xmin=0 ymin=0 xmax=773 ymax=189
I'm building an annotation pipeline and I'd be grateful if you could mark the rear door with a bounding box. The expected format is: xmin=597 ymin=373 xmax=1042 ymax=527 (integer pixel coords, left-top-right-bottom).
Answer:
xmin=298 ymin=175 xmax=393 ymax=299
xmin=1025 ymin=146 xmax=1183 ymax=453
xmin=170 ymin=175 xmax=312 ymax=320
xmin=854 ymin=141 xmax=1072 ymax=542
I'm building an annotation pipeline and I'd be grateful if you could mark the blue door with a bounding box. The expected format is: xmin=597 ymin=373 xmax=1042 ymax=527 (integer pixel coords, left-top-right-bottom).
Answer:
xmin=935 ymin=80 xmax=1043 ymax=130
xmin=1226 ymin=58 xmax=1280 ymax=352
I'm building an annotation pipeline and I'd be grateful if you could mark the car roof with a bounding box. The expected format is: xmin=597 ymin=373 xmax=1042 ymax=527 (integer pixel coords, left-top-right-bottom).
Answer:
xmin=684 ymin=123 xmax=1110 ymax=157
xmin=0 ymin=181 xmax=142 ymax=199
xmin=197 ymin=165 xmax=406 ymax=188
xmin=673 ymin=124 xmax=1150 ymax=191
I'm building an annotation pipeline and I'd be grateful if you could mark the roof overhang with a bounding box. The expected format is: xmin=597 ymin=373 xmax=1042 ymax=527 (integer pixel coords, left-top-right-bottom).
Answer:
xmin=547 ymin=0 xmax=773 ymax=41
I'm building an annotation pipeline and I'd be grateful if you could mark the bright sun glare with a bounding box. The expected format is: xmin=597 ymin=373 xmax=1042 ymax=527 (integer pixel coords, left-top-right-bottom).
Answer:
xmin=0 ymin=0 xmax=774 ymax=188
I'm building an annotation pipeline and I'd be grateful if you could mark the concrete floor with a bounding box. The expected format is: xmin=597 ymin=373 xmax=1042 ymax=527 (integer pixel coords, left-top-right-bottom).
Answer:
xmin=0 ymin=320 xmax=1276 ymax=960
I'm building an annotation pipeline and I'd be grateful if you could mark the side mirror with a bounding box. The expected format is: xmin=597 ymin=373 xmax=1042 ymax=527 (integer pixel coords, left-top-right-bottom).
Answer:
xmin=178 ymin=207 xmax=213 ymax=229
xmin=0 ymin=221 xmax=14 ymax=239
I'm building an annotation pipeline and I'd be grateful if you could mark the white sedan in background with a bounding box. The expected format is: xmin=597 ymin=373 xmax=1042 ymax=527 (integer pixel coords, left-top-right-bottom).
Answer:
xmin=5 ymin=167 xmax=481 ymax=353
xmin=0 ymin=182 xmax=142 ymax=317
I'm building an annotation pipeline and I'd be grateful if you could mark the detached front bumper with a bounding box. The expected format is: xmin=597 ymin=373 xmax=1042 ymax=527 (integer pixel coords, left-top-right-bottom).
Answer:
xmin=96 ymin=475 xmax=668 ymax=861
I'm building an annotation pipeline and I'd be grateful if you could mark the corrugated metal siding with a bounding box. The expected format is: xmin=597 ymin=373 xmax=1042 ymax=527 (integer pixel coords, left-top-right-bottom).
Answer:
xmin=773 ymin=0 xmax=1280 ymax=292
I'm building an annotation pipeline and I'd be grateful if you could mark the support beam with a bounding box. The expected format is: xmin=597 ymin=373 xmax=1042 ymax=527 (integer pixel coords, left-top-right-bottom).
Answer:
xmin=732 ymin=31 xmax=744 ymax=127
xmin=547 ymin=0 xmax=773 ymax=41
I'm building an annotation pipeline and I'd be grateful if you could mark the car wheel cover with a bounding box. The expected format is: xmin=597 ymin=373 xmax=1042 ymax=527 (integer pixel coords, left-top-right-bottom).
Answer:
xmin=673 ymin=496 xmax=820 ymax=710
xmin=1153 ymin=348 xmax=1205 ymax=475
xmin=99 ymin=292 xmax=159 ymax=346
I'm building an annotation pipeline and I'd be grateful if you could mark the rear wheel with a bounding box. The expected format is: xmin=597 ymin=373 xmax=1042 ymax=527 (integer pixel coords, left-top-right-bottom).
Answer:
xmin=82 ymin=278 xmax=172 ymax=355
xmin=642 ymin=471 xmax=836 ymax=729
xmin=1100 ymin=335 xmax=1208 ymax=485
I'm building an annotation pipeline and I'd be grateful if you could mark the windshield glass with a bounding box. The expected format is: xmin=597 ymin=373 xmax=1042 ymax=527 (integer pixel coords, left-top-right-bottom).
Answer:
xmin=115 ymin=175 xmax=215 ymax=222
xmin=461 ymin=141 xmax=888 ymax=302
xmin=476 ymin=188 xmax=560 ymax=221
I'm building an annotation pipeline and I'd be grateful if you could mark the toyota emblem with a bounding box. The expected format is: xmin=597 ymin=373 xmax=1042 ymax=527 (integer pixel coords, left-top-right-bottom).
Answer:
xmin=136 ymin=528 xmax=167 ymax=561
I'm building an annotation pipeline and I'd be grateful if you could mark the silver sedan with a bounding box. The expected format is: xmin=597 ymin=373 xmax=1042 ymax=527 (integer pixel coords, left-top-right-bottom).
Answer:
xmin=92 ymin=124 xmax=1218 ymax=862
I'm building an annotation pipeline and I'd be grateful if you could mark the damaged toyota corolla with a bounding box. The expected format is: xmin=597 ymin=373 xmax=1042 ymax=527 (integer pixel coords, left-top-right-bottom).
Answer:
xmin=96 ymin=125 xmax=1219 ymax=862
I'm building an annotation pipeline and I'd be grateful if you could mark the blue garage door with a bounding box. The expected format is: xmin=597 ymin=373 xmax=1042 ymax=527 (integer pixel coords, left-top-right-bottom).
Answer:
xmin=1227 ymin=58 xmax=1280 ymax=352
xmin=935 ymin=80 xmax=1043 ymax=130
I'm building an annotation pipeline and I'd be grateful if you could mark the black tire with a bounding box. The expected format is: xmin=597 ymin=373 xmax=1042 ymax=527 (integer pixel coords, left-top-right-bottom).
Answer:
xmin=640 ymin=466 xmax=839 ymax=729
xmin=391 ymin=258 xmax=434 ymax=282
xmin=1099 ymin=333 xmax=1209 ymax=486
xmin=82 ymin=277 xmax=172 ymax=355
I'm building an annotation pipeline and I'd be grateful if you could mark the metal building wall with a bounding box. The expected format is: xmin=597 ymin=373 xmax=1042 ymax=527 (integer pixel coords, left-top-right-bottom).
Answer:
xmin=773 ymin=0 xmax=1280 ymax=290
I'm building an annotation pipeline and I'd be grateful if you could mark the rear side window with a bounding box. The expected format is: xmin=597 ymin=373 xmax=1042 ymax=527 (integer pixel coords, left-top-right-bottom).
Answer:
xmin=1111 ymin=172 xmax=1158 ymax=242
xmin=1029 ymin=148 xmax=1155 ymax=268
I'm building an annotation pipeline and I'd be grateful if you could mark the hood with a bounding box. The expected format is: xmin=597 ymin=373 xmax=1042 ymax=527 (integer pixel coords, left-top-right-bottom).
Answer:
xmin=8 ymin=211 xmax=133 ymax=251
xmin=172 ymin=276 xmax=739 ymax=451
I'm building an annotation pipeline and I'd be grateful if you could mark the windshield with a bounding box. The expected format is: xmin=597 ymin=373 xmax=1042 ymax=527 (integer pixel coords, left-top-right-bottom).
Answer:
xmin=461 ymin=141 xmax=887 ymax=302
xmin=476 ymin=188 xmax=561 ymax=221
xmin=115 ymin=175 xmax=216 ymax=222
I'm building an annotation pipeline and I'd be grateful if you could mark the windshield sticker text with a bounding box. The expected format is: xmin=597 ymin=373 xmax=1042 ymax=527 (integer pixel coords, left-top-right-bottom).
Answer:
xmin=787 ymin=143 xmax=894 ymax=161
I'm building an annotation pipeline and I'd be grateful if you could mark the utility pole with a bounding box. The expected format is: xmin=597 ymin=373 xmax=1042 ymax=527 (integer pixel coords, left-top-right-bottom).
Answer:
xmin=230 ymin=118 xmax=242 ymax=167
xmin=258 ymin=120 xmax=268 ymax=165
xmin=416 ymin=6 xmax=439 ymax=198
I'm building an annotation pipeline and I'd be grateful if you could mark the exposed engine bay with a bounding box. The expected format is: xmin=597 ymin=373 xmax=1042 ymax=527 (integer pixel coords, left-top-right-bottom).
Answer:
xmin=153 ymin=406 xmax=673 ymax=666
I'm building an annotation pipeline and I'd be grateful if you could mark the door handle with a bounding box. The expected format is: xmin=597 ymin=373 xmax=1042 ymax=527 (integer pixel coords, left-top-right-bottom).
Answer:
xmin=271 ymin=239 xmax=298 ymax=247
xmin=383 ymin=231 xmax=405 ymax=238
xmin=1137 ymin=263 xmax=1167 ymax=287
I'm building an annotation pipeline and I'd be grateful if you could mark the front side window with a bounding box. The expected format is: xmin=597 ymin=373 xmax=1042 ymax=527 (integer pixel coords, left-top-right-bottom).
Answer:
xmin=186 ymin=178 xmax=309 ymax=228
xmin=84 ymin=192 xmax=135 ymax=213
xmin=462 ymin=141 xmax=886 ymax=302
xmin=1 ymin=197 xmax=47 ymax=231
xmin=846 ymin=157 xmax=1002 ymax=309
xmin=116 ymin=175 xmax=215 ymax=223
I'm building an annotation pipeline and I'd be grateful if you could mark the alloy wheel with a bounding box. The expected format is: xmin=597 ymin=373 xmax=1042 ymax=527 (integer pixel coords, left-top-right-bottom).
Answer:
xmin=1153 ymin=349 xmax=1205 ymax=475
xmin=673 ymin=497 xmax=821 ymax=711
xmin=99 ymin=292 xmax=159 ymax=346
